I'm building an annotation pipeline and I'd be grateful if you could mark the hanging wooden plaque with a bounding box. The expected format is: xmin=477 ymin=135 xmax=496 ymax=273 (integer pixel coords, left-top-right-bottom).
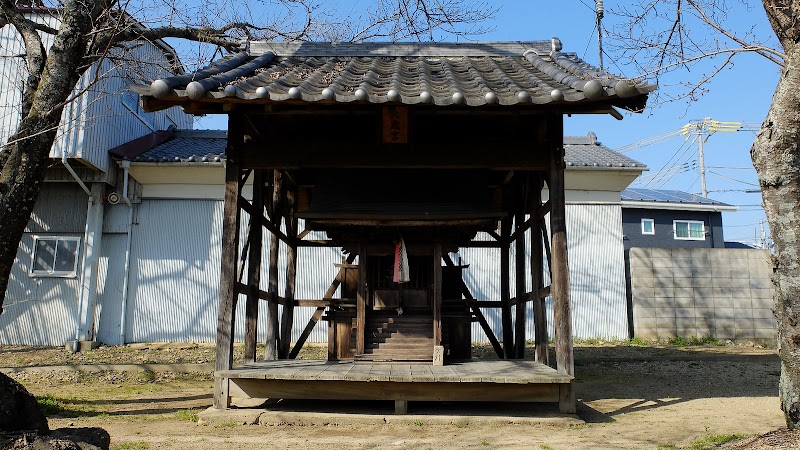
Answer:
xmin=382 ymin=106 xmax=408 ymax=144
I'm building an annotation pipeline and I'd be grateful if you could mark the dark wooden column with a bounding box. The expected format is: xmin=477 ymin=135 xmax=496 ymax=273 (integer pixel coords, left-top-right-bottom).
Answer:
xmin=244 ymin=171 xmax=264 ymax=363
xmin=514 ymin=178 xmax=528 ymax=359
xmin=500 ymin=216 xmax=513 ymax=358
xmin=214 ymin=116 xmax=243 ymax=409
xmin=548 ymin=115 xmax=575 ymax=414
xmin=279 ymin=182 xmax=298 ymax=359
xmin=265 ymin=170 xmax=283 ymax=360
xmin=531 ymin=174 xmax=549 ymax=365
xmin=356 ymin=241 xmax=368 ymax=355
xmin=433 ymin=242 xmax=443 ymax=347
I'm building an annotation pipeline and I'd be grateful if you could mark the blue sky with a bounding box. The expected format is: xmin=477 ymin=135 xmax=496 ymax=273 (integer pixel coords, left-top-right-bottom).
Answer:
xmin=196 ymin=0 xmax=777 ymax=246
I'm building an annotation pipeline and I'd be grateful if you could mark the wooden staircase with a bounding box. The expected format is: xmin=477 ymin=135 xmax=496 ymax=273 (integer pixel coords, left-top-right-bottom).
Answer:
xmin=354 ymin=314 xmax=434 ymax=362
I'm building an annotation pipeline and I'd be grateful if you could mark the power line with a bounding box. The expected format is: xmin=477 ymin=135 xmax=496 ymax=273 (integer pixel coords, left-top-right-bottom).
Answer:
xmin=707 ymin=170 xmax=760 ymax=187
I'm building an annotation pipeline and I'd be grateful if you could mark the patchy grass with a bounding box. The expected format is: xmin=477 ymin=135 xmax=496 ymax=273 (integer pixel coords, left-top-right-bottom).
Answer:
xmin=540 ymin=445 xmax=556 ymax=450
xmin=111 ymin=441 xmax=151 ymax=450
xmin=658 ymin=434 xmax=746 ymax=450
xmin=413 ymin=419 xmax=423 ymax=426
xmin=36 ymin=394 xmax=95 ymax=417
xmin=213 ymin=420 xmax=239 ymax=429
xmin=667 ymin=336 xmax=726 ymax=347
xmin=175 ymin=408 xmax=199 ymax=422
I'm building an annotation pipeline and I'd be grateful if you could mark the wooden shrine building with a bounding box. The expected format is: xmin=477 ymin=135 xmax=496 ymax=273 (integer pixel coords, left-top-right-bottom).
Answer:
xmin=135 ymin=41 xmax=653 ymax=414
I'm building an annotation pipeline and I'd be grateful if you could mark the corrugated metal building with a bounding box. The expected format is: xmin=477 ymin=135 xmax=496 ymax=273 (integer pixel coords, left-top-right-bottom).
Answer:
xmin=0 ymin=129 xmax=646 ymax=345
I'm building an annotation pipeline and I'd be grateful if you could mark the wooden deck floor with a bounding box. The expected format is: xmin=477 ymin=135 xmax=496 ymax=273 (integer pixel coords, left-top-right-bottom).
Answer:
xmin=218 ymin=360 xmax=574 ymax=412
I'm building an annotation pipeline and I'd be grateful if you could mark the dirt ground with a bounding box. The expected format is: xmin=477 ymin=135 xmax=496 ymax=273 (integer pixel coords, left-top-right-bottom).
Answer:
xmin=0 ymin=343 xmax=786 ymax=450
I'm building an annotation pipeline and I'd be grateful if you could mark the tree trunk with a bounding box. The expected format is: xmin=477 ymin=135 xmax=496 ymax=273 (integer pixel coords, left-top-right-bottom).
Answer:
xmin=750 ymin=43 xmax=800 ymax=429
xmin=0 ymin=0 xmax=93 ymax=312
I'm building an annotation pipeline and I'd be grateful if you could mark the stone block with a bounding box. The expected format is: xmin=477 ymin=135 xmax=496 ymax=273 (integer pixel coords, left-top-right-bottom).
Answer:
xmin=728 ymin=277 xmax=751 ymax=289
xmin=674 ymin=297 xmax=695 ymax=308
xmin=753 ymin=318 xmax=777 ymax=330
xmin=634 ymin=307 xmax=656 ymax=319
xmin=734 ymin=307 xmax=754 ymax=319
xmin=629 ymin=247 xmax=651 ymax=260
xmin=671 ymin=248 xmax=693 ymax=258
xmin=750 ymin=296 xmax=775 ymax=309
xmin=671 ymin=265 xmax=693 ymax=278
xmin=693 ymin=277 xmax=713 ymax=288
xmin=713 ymin=296 xmax=738 ymax=309
xmin=673 ymin=277 xmax=694 ymax=288
xmin=635 ymin=327 xmax=659 ymax=340
xmin=650 ymin=248 xmax=671 ymax=258
xmin=634 ymin=316 xmax=658 ymax=331
xmin=692 ymin=266 xmax=713 ymax=278
xmin=654 ymin=274 xmax=674 ymax=288
xmin=730 ymin=267 xmax=750 ymax=279
xmin=731 ymin=288 xmax=752 ymax=300
xmin=749 ymin=277 xmax=773 ymax=289
xmin=675 ymin=307 xmax=695 ymax=318
xmin=656 ymin=307 xmax=677 ymax=318
xmin=676 ymin=316 xmax=696 ymax=328
xmin=656 ymin=327 xmax=678 ymax=339
xmin=754 ymin=328 xmax=777 ymax=340
xmin=695 ymin=323 xmax=714 ymax=337
xmin=635 ymin=296 xmax=665 ymax=309
xmin=713 ymin=286 xmax=734 ymax=297
xmin=693 ymin=286 xmax=714 ymax=303
xmin=752 ymin=308 xmax=774 ymax=320
xmin=712 ymin=267 xmax=733 ymax=279
xmin=654 ymin=286 xmax=675 ymax=299
xmin=631 ymin=276 xmax=655 ymax=289
xmin=674 ymin=286 xmax=694 ymax=298
xmin=735 ymin=328 xmax=756 ymax=340
xmin=652 ymin=258 xmax=674 ymax=269
xmin=734 ymin=317 xmax=754 ymax=329
xmin=716 ymin=308 xmax=735 ymax=320
xmin=715 ymin=323 xmax=736 ymax=340
xmin=657 ymin=315 xmax=677 ymax=329
xmin=676 ymin=325 xmax=698 ymax=338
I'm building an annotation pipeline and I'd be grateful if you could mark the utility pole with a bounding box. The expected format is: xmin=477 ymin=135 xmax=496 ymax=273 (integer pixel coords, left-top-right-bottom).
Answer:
xmin=698 ymin=123 xmax=707 ymax=198
xmin=596 ymin=0 xmax=604 ymax=71
xmin=760 ymin=219 xmax=767 ymax=249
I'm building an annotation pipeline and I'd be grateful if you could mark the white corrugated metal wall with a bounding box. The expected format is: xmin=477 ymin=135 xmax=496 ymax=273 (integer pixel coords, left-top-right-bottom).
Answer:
xmin=0 ymin=184 xmax=88 ymax=346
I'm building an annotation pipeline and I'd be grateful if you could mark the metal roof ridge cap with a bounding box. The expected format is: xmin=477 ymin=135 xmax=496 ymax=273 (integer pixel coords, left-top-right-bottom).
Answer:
xmin=248 ymin=40 xmax=552 ymax=57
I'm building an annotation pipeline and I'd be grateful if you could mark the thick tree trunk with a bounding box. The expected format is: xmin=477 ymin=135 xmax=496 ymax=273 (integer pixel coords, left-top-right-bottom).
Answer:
xmin=0 ymin=0 xmax=94 ymax=313
xmin=750 ymin=43 xmax=800 ymax=429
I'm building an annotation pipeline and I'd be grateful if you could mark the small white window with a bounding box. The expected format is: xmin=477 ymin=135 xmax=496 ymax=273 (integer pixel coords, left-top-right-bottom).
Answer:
xmin=673 ymin=220 xmax=706 ymax=241
xmin=641 ymin=218 xmax=655 ymax=235
xmin=30 ymin=236 xmax=81 ymax=277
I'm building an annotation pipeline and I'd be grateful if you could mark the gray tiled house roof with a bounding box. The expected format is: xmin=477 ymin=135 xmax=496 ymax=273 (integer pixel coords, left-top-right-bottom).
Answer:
xmin=134 ymin=41 xmax=654 ymax=109
xmin=128 ymin=130 xmax=646 ymax=169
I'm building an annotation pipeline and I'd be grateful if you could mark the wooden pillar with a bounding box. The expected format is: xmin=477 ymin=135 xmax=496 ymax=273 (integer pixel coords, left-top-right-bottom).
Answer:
xmin=279 ymin=182 xmax=298 ymax=359
xmin=244 ymin=171 xmax=265 ymax=363
xmin=548 ymin=115 xmax=575 ymax=414
xmin=214 ymin=118 xmax=242 ymax=409
xmin=531 ymin=174 xmax=549 ymax=365
xmin=514 ymin=178 xmax=528 ymax=359
xmin=356 ymin=241 xmax=368 ymax=355
xmin=433 ymin=242 xmax=443 ymax=347
xmin=264 ymin=170 xmax=283 ymax=361
xmin=500 ymin=216 xmax=513 ymax=358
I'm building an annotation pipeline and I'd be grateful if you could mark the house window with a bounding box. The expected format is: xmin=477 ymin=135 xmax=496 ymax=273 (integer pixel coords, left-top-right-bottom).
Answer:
xmin=673 ymin=220 xmax=705 ymax=240
xmin=641 ymin=218 xmax=655 ymax=235
xmin=30 ymin=236 xmax=81 ymax=277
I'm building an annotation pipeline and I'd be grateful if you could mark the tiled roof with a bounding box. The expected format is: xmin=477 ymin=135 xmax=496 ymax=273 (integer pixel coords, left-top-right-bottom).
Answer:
xmin=129 ymin=130 xmax=644 ymax=169
xmin=134 ymin=41 xmax=654 ymax=109
xmin=132 ymin=130 xmax=227 ymax=163
xmin=621 ymin=188 xmax=733 ymax=206
xmin=564 ymin=133 xmax=645 ymax=169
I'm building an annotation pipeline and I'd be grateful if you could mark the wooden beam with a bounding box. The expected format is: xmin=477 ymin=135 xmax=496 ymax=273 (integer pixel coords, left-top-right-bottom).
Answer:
xmin=541 ymin=222 xmax=552 ymax=277
xmin=548 ymin=114 xmax=575 ymax=413
xmin=461 ymin=241 xmax=504 ymax=248
xmin=235 ymin=282 xmax=286 ymax=305
xmin=296 ymin=239 xmax=338 ymax=247
xmin=514 ymin=177 xmax=528 ymax=359
xmin=507 ymin=215 xmax=534 ymax=244
xmin=443 ymin=255 xmax=503 ymax=359
xmin=466 ymin=300 xmax=503 ymax=308
xmin=238 ymin=196 xmax=293 ymax=245
xmin=265 ymin=170 xmax=283 ymax=361
xmin=500 ymin=216 xmax=513 ymax=358
xmin=244 ymin=171 xmax=265 ymax=363
xmin=356 ymin=242 xmax=368 ymax=356
xmin=433 ymin=242 xmax=443 ymax=347
xmin=531 ymin=174 xmax=549 ymax=365
xmin=279 ymin=183 xmax=298 ymax=359
xmin=289 ymin=253 xmax=357 ymax=359
xmin=214 ymin=117 xmax=242 ymax=409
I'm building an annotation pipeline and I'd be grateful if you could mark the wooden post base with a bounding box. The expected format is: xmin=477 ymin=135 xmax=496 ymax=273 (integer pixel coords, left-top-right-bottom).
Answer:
xmin=395 ymin=400 xmax=408 ymax=414
xmin=558 ymin=382 xmax=576 ymax=414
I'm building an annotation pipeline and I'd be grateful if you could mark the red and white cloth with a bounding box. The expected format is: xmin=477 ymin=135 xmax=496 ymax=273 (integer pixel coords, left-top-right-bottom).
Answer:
xmin=393 ymin=239 xmax=410 ymax=283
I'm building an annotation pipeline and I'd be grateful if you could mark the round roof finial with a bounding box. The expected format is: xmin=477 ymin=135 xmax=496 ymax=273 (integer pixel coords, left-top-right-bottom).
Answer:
xmin=255 ymin=86 xmax=269 ymax=99
xmin=452 ymin=92 xmax=465 ymax=104
xmin=551 ymin=37 xmax=563 ymax=52
xmin=583 ymin=80 xmax=605 ymax=99
xmin=387 ymin=89 xmax=400 ymax=102
xmin=186 ymin=81 xmax=206 ymax=100
xmin=321 ymin=88 xmax=335 ymax=100
xmin=516 ymin=91 xmax=531 ymax=103
xmin=484 ymin=91 xmax=498 ymax=104
xmin=288 ymin=87 xmax=302 ymax=99
xmin=223 ymin=85 xmax=237 ymax=97
xmin=150 ymin=79 xmax=171 ymax=99
xmin=354 ymin=88 xmax=368 ymax=101
xmin=614 ymin=79 xmax=638 ymax=98
xmin=550 ymin=89 xmax=564 ymax=102
xmin=419 ymin=91 xmax=432 ymax=103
